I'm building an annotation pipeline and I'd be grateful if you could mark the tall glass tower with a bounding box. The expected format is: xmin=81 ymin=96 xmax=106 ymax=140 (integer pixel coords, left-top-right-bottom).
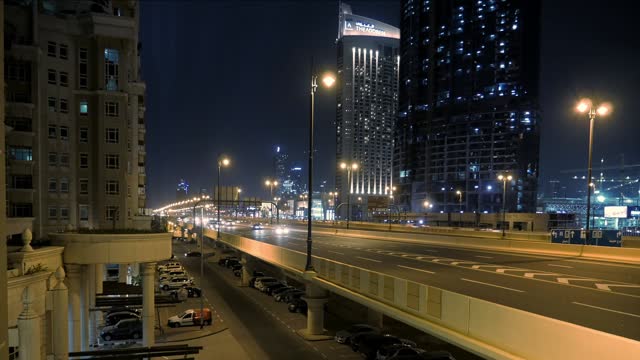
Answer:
xmin=335 ymin=3 xmax=400 ymax=216
xmin=395 ymin=0 xmax=541 ymax=213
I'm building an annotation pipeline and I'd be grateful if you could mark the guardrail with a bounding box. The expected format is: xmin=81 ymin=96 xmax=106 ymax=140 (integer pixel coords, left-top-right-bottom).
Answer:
xmin=207 ymin=229 xmax=640 ymax=360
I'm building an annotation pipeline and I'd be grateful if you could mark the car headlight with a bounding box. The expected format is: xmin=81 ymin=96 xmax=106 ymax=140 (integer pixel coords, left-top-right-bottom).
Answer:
xmin=276 ymin=228 xmax=282 ymax=234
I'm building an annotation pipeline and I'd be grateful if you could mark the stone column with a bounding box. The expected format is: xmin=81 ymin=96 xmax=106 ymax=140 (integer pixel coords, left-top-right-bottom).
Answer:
xmin=18 ymin=286 xmax=41 ymax=360
xmin=51 ymin=267 xmax=69 ymax=360
xmin=66 ymin=264 xmax=82 ymax=352
xmin=80 ymin=265 xmax=90 ymax=350
xmin=141 ymin=262 xmax=156 ymax=346
xmin=87 ymin=265 xmax=97 ymax=347
xmin=298 ymin=280 xmax=330 ymax=340
xmin=95 ymin=264 xmax=104 ymax=295
xmin=118 ymin=264 xmax=128 ymax=283
xmin=240 ymin=254 xmax=251 ymax=287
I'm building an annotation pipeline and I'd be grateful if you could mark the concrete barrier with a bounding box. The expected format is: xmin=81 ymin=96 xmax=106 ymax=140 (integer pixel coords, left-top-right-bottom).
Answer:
xmin=210 ymin=230 xmax=640 ymax=360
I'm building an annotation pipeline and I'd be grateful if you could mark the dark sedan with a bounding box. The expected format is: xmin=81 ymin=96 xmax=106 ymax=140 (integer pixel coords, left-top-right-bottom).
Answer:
xmin=351 ymin=333 xmax=416 ymax=359
xmin=264 ymin=282 xmax=288 ymax=296
xmin=184 ymin=251 xmax=202 ymax=257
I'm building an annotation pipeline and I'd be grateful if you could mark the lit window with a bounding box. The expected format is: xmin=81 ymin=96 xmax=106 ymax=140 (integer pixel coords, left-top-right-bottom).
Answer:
xmin=104 ymin=48 xmax=120 ymax=91
xmin=80 ymin=101 xmax=88 ymax=115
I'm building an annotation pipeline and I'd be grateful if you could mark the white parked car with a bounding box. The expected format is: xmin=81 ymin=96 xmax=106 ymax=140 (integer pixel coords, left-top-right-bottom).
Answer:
xmin=254 ymin=277 xmax=280 ymax=292
xmin=159 ymin=270 xmax=187 ymax=282
xmin=159 ymin=276 xmax=193 ymax=291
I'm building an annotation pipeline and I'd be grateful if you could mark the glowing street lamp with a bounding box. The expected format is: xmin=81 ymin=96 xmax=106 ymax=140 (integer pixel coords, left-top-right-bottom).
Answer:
xmin=217 ymin=156 xmax=230 ymax=240
xmin=576 ymin=98 xmax=612 ymax=244
xmin=340 ymin=162 xmax=359 ymax=229
xmin=498 ymin=174 xmax=513 ymax=237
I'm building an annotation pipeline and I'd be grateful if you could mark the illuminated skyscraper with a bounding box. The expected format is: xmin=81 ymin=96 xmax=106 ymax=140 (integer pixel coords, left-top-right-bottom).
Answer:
xmin=335 ymin=3 xmax=400 ymax=215
xmin=395 ymin=0 xmax=541 ymax=213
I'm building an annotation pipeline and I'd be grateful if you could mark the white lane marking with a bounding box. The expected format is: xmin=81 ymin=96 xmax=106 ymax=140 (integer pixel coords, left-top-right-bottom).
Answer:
xmin=557 ymin=277 xmax=599 ymax=284
xmin=397 ymin=265 xmax=435 ymax=274
xmin=471 ymin=264 xmax=503 ymax=269
xmin=548 ymin=264 xmax=573 ymax=269
xmin=572 ymin=302 xmax=640 ymax=318
xmin=356 ymin=256 xmax=382 ymax=263
xmin=461 ymin=278 xmax=525 ymax=293
xmin=595 ymin=283 xmax=640 ymax=291
xmin=328 ymin=250 xmax=345 ymax=255
xmin=475 ymin=255 xmax=493 ymax=259
xmin=524 ymin=272 xmax=557 ymax=278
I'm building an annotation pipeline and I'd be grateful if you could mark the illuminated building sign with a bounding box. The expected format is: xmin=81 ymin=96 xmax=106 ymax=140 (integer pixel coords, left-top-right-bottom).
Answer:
xmin=344 ymin=19 xmax=388 ymax=37
xmin=338 ymin=4 xmax=400 ymax=40
xmin=604 ymin=206 xmax=628 ymax=218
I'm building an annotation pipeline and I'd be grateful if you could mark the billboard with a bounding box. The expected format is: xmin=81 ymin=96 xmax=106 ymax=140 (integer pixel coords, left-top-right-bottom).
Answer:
xmin=604 ymin=206 xmax=628 ymax=218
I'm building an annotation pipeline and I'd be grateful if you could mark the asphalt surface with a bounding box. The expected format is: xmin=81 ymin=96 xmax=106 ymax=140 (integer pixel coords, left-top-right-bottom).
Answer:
xmin=175 ymin=242 xmax=326 ymax=360
xmin=226 ymin=224 xmax=640 ymax=341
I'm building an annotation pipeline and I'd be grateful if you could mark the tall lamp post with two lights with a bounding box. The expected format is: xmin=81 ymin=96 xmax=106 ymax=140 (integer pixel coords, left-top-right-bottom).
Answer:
xmin=576 ymin=98 xmax=611 ymax=244
xmin=340 ymin=162 xmax=358 ymax=229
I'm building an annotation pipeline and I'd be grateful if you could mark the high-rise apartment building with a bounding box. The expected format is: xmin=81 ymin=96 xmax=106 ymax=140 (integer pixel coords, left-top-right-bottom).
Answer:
xmin=395 ymin=0 xmax=541 ymax=213
xmin=335 ymin=3 xmax=400 ymax=215
xmin=273 ymin=145 xmax=288 ymax=196
xmin=4 ymin=0 xmax=149 ymax=237
xmin=176 ymin=179 xmax=189 ymax=201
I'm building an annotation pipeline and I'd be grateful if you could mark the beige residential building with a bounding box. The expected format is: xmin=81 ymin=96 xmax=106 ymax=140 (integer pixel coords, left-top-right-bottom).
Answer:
xmin=4 ymin=0 xmax=149 ymax=241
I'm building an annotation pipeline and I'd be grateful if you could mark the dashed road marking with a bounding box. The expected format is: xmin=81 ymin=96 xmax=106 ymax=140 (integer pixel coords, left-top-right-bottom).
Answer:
xmin=461 ymin=278 xmax=525 ymax=293
xmin=329 ymin=250 xmax=345 ymax=255
xmin=548 ymin=264 xmax=573 ymax=269
xmin=572 ymin=302 xmax=640 ymax=318
xmin=397 ymin=265 xmax=435 ymax=274
xmin=475 ymin=255 xmax=493 ymax=259
xmin=356 ymin=256 xmax=382 ymax=263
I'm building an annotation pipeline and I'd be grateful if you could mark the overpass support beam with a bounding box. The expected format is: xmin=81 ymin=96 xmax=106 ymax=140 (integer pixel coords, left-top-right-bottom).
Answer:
xmin=297 ymin=280 xmax=331 ymax=340
xmin=240 ymin=254 xmax=252 ymax=287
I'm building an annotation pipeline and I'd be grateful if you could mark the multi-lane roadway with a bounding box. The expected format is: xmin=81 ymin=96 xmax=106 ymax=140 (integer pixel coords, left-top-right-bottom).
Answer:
xmin=227 ymin=223 xmax=640 ymax=341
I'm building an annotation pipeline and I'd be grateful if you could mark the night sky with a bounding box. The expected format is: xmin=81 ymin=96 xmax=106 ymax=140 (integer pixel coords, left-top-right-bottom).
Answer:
xmin=141 ymin=1 xmax=640 ymax=208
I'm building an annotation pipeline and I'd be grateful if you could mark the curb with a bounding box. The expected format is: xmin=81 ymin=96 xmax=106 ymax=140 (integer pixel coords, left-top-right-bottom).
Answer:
xmin=156 ymin=326 xmax=229 ymax=343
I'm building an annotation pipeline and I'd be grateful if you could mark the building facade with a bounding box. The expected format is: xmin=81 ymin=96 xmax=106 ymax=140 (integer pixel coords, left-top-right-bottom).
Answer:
xmin=273 ymin=145 xmax=288 ymax=197
xmin=4 ymin=0 xmax=149 ymax=237
xmin=176 ymin=179 xmax=189 ymax=201
xmin=395 ymin=0 xmax=541 ymax=213
xmin=335 ymin=3 xmax=400 ymax=216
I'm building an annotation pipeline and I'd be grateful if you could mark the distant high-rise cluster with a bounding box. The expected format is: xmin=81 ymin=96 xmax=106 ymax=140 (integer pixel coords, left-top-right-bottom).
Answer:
xmin=335 ymin=3 xmax=400 ymax=216
xmin=394 ymin=0 xmax=541 ymax=213
xmin=176 ymin=179 xmax=190 ymax=201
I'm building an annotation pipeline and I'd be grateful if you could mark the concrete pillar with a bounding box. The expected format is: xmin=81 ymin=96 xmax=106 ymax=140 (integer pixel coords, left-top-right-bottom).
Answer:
xmin=130 ymin=263 xmax=140 ymax=285
xmin=66 ymin=264 xmax=82 ymax=352
xmin=367 ymin=308 xmax=384 ymax=329
xmin=87 ymin=265 xmax=97 ymax=347
xmin=298 ymin=282 xmax=330 ymax=340
xmin=80 ymin=265 xmax=90 ymax=350
xmin=51 ymin=267 xmax=69 ymax=360
xmin=95 ymin=264 xmax=104 ymax=295
xmin=240 ymin=254 xmax=251 ymax=287
xmin=18 ymin=286 xmax=41 ymax=360
xmin=118 ymin=264 xmax=128 ymax=283
xmin=142 ymin=262 xmax=156 ymax=346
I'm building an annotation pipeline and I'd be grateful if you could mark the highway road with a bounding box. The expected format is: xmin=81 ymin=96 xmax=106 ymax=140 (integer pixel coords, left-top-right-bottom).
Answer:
xmin=225 ymin=223 xmax=640 ymax=341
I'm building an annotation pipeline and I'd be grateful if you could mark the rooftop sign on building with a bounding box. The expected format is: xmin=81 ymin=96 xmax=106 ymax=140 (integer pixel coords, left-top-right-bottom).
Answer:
xmin=338 ymin=2 xmax=400 ymax=40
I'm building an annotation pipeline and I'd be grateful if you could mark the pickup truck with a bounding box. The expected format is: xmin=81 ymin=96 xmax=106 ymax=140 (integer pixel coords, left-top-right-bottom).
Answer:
xmin=167 ymin=308 xmax=212 ymax=327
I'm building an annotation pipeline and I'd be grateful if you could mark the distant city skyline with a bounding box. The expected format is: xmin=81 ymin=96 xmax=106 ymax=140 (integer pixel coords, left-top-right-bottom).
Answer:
xmin=142 ymin=1 xmax=640 ymax=209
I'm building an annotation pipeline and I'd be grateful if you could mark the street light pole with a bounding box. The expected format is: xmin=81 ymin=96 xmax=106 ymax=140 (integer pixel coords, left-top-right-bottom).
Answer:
xmin=498 ymin=175 xmax=512 ymax=238
xmin=576 ymin=99 xmax=611 ymax=245
xmin=456 ymin=190 xmax=463 ymax=226
xmin=217 ymin=156 xmax=230 ymax=240
xmin=340 ymin=162 xmax=358 ymax=230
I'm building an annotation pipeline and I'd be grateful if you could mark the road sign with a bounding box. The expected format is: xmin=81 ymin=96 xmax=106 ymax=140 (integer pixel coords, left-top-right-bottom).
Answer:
xmin=550 ymin=229 xmax=621 ymax=247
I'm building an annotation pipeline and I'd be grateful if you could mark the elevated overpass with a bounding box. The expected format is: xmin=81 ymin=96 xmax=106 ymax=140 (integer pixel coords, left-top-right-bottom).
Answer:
xmin=203 ymin=226 xmax=640 ymax=360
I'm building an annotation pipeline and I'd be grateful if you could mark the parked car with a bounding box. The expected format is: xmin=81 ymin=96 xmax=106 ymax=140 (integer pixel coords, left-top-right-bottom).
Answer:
xmin=352 ymin=334 xmax=416 ymax=359
xmin=264 ymin=282 xmax=288 ymax=295
xmin=335 ymin=324 xmax=380 ymax=344
xmin=248 ymin=273 xmax=266 ymax=287
xmin=159 ymin=266 xmax=184 ymax=275
xmin=256 ymin=278 xmax=280 ymax=292
xmin=252 ymin=223 xmax=264 ymax=230
xmin=105 ymin=307 xmax=140 ymax=317
xmin=280 ymin=290 xmax=305 ymax=303
xmin=225 ymin=259 xmax=241 ymax=268
xmin=274 ymin=289 xmax=304 ymax=302
xmin=159 ymin=270 xmax=187 ymax=282
xmin=159 ymin=276 xmax=193 ymax=291
xmin=287 ymin=298 xmax=307 ymax=313
xmin=218 ymin=256 xmax=238 ymax=267
xmin=104 ymin=311 xmax=140 ymax=326
xmin=157 ymin=262 xmax=182 ymax=272
xmin=167 ymin=308 xmax=212 ymax=327
xmin=271 ymin=286 xmax=295 ymax=297
xmin=185 ymin=251 xmax=202 ymax=257
xmin=231 ymin=264 xmax=243 ymax=277
xmin=170 ymin=286 xmax=202 ymax=301
xmin=377 ymin=344 xmax=427 ymax=360
xmin=100 ymin=318 xmax=142 ymax=342
xmin=252 ymin=277 xmax=277 ymax=289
